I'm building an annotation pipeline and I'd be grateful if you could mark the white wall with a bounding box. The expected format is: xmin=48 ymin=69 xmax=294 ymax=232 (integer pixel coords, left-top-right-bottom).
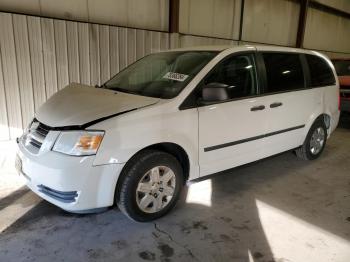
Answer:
xmin=178 ymin=0 xmax=300 ymax=46
xmin=179 ymin=0 xmax=241 ymax=39
xmin=0 ymin=0 xmax=169 ymax=31
xmin=171 ymin=34 xmax=238 ymax=48
xmin=242 ymin=0 xmax=300 ymax=46
xmin=314 ymin=0 xmax=350 ymax=13
xmin=304 ymin=7 xmax=350 ymax=54
xmin=0 ymin=12 xmax=170 ymax=140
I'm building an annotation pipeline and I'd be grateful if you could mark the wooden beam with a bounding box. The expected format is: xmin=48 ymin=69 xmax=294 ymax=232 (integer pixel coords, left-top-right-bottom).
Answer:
xmin=309 ymin=1 xmax=350 ymax=20
xmin=296 ymin=0 xmax=309 ymax=48
xmin=169 ymin=0 xmax=180 ymax=33
xmin=238 ymin=0 xmax=245 ymax=41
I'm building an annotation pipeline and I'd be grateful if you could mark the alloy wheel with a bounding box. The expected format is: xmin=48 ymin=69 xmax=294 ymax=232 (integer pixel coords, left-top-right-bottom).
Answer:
xmin=135 ymin=166 xmax=176 ymax=213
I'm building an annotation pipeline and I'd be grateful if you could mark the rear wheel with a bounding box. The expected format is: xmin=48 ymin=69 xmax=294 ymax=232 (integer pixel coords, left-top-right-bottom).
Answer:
xmin=295 ymin=119 xmax=327 ymax=160
xmin=116 ymin=150 xmax=183 ymax=222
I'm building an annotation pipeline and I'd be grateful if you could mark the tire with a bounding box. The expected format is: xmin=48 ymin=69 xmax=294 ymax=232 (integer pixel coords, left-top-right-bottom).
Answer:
xmin=295 ymin=119 xmax=327 ymax=160
xmin=116 ymin=150 xmax=184 ymax=222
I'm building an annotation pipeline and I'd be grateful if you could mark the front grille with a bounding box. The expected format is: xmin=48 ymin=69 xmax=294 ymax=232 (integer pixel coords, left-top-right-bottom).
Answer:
xmin=22 ymin=120 xmax=50 ymax=154
xmin=37 ymin=184 xmax=78 ymax=203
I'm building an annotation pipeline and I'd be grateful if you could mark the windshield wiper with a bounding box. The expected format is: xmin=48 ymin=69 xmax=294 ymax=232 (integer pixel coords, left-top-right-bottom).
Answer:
xmin=97 ymin=84 xmax=143 ymax=96
xmin=108 ymin=86 xmax=140 ymax=95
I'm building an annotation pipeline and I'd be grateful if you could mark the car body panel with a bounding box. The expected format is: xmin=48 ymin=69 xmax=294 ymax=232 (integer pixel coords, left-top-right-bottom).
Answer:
xmin=17 ymin=136 xmax=123 ymax=211
xmin=35 ymin=83 xmax=159 ymax=127
xmin=17 ymin=45 xmax=340 ymax=213
xmin=198 ymin=97 xmax=268 ymax=176
xmin=91 ymin=101 xmax=200 ymax=180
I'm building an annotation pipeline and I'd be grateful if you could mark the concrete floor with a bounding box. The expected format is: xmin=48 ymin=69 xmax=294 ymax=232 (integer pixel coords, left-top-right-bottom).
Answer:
xmin=0 ymin=115 xmax=350 ymax=262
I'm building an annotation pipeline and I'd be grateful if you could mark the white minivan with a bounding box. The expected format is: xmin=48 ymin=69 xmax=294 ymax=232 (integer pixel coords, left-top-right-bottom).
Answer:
xmin=16 ymin=45 xmax=339 ymax=221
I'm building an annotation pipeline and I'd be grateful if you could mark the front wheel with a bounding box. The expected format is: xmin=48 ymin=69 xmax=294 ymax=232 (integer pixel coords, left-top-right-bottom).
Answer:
xmin=295 ymin=119 xmax=327 ymax=160
xmin=116 ymin=150 xmax=183 ymax=222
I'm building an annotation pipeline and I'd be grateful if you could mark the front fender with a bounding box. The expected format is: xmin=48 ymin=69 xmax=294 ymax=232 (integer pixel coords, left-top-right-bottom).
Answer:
xmin=91 ymin=106 xmax=199 ymax=180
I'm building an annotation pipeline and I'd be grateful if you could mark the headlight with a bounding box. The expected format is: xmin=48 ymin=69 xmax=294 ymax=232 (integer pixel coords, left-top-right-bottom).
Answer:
xmin=52 ymin=131 xmax=104 ymax=156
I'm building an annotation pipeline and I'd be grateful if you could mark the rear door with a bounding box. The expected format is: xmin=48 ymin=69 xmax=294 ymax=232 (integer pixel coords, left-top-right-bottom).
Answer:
xmin=258 ymin=51 xmax=318 ymax=156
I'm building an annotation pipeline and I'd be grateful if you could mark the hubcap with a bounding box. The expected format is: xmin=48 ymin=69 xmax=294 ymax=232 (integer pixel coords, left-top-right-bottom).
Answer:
xmin=136 ymin=166 xmax=176 ymax=213
xmin=310 ymin=127 xmax=325 ymax=155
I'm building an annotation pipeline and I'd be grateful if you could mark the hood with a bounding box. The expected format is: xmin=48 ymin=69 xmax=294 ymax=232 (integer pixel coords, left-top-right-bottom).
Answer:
xmin=339 ymin=76 xmax=350 ymax=87
xmin=36 ymin=83 xmax=159 ymax=127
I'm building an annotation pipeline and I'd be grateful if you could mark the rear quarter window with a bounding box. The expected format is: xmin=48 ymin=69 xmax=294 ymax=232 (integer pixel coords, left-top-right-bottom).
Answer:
xmin=305 ymin=54 xmax=335 ymax=87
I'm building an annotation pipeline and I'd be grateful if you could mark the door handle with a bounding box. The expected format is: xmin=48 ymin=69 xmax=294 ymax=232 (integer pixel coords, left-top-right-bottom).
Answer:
xmin=250 ymin=105 xmax=265 ymax=111
xmin=270 ymin=102 xmax=283 ymax=108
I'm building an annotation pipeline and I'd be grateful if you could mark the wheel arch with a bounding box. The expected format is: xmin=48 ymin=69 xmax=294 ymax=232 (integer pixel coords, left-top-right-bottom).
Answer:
xmin=114 ymin=142 xmax=190 ymax=203
xmin=304 ymin=113 xmax=331 ymax=140
xmin=140 ymin=142 xmax=190 ymax=182
xmin=296 ymin=113 xmax=329 ymax=160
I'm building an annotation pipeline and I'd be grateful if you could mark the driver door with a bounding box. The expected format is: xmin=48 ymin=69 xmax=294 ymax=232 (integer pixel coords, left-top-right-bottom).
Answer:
xmin=198 ymin=53 xmax=268 ymax=176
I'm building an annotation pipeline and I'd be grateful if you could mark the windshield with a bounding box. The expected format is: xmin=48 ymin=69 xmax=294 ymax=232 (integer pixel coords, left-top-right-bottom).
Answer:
xmin=333 ymin=60 xmax=350 ymax=76
xmin=103 ymin=51 xmax=218 ymax=99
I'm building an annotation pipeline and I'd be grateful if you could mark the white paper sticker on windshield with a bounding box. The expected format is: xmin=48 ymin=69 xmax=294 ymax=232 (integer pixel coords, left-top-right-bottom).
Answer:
xmin=163 ymin=72 xmax=189 ymax=82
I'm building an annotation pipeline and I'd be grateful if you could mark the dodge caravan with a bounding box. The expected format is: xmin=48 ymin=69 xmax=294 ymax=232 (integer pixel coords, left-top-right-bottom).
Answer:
xmin=16 ymin=45 xmax=339 ymax=221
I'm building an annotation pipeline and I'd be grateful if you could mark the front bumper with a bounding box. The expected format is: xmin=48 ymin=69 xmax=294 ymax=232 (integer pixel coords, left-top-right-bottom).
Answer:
xmin=17 ymin=141 xmax=124 ymax=213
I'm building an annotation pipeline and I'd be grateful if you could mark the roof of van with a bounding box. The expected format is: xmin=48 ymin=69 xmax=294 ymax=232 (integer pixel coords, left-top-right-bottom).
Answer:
xmin=168 ymin=45 xmax=325 ymax=56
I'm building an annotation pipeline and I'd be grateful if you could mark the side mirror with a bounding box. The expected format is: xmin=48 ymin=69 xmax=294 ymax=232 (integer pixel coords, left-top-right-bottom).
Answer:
xmin=198 ymin=82 xmax=230 ymax=105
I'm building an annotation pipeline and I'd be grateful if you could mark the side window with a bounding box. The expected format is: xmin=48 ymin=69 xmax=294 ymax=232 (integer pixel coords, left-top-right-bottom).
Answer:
xmin=203 ymin=54 xmax=258 ymax=99
xmin=306 ymin=55 xmax=335 ymax=87
xmin=262 ymin=53 xmax=305 ymax=93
